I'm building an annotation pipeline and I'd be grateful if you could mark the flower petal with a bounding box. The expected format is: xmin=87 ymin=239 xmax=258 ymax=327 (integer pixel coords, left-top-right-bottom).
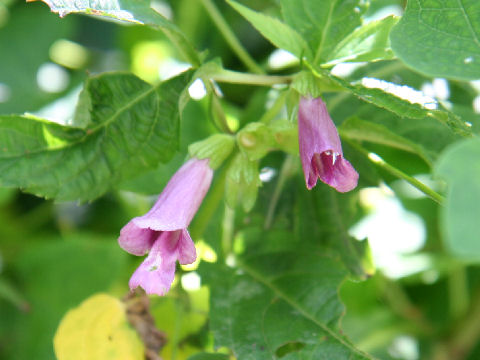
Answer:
xmin=118 ymin=221 xmax=158 ymax=256
xmin=128 ymin=230 xmax=181 ymax=296
xmin=133 ymin=158 xmax=213 ymax=231
xmin=176 ymin=229 xmax=197 ymax=265
xmin=311 ymin=153 xmax=358 ymax=192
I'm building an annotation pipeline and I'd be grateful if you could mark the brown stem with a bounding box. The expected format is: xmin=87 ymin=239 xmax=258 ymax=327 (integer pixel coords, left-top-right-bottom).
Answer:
xmin=123 ymin=289 xmax=167 ymax=360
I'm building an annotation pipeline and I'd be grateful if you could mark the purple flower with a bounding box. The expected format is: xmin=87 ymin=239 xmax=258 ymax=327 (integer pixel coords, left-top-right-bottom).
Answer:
xmin=118 ymin=158 xmax=213 ymax=295
xmin=298 ymin=96 xmax=358 ymax=192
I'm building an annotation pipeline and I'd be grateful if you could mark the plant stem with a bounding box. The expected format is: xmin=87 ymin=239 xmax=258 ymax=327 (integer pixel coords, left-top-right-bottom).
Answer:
xmin=264 ymin=155 xmax=297 ymax=229
xmin=212 ymin=69 xmax=292 ymax=86
xmin=221 ymin=205 xmax=235 ymax=258
xmin=199 ymin=0 xmax=264 ymax=74
xmin=448 ymin=266 xmax=470 ymax=321
xmin=347 ymin=140 xmax=445 ymax=205
xmin=260 ymin=90 xmax=288 ymax=124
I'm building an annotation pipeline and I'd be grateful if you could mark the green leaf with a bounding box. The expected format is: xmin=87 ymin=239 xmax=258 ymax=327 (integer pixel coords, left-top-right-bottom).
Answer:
xmin=339 ymin=116 xmax=433 ymax=165
xmin=295 ymin=179 xmax=374 ymax=280
xmin=309 ymin=65 xmax=472 ymax=137
xmin=32 ymin=0 xmax=200 ymax=66
xmin=326 ymin=16 xmax=398 ymax=65
xmin=435 ymin=137 xmax=480 ymax=258
xmin=201 ymin=253 xmax=372 ymax=359
xmin=0 ymin=71 xmax=191 ymax=202
xmin=227 ymin=0 xmax=311 ymax=59
xmin=54 ymin=294 xmax=144 ymax=360
xmin=280 ymin=0 xmax=366 ymax=64
xmin=390 ymin=0 xmax=480 ymax=80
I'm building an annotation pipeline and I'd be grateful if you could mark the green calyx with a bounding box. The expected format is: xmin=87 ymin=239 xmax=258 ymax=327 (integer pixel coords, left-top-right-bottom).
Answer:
xmin=225 ymin=152 xmax=262 ymax=212
xmin=188 ymin=133 xmax=235 ymax=169
xmin=237 ymin=122 xmax=275 ymax=161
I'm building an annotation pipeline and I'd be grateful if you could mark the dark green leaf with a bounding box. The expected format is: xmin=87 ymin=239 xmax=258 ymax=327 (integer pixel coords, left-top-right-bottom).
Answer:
xmin=435 ymin=137 xmax=480 ymax=258
xmin=201 ymin=253 xmax=372 ymax=359
xmin=0 ymin=71 xmax=191 ymax=201
xmin=281 ymin=0 xmax=366 ymax=64
xmin=295 ymin=180 xmax=374 ymax=280
xmin=390 ymin=0 xmax=480 ymax=80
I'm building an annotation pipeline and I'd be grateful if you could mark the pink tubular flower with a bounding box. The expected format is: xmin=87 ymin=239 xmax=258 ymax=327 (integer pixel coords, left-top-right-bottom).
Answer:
xmin=298 ymin=96 xmax=358 ymax=192
xmin=118 ymin=158 xmax=213 ymax=295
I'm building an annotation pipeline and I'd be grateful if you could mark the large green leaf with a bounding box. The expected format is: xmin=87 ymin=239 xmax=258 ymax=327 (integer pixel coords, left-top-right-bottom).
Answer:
xmin=0 ymin=71 xmax=191 ymax=202
xmin=326 ymin=15 xmax=398 ymax=65
xmin=435 ymin=137 xmax=480 ymax=258
xmin=227 ymin=0 xmax=311 ymax=59
xmin=294 ymin=178 xmax=374 ymax=280
xmin=280 ymin=0 xmax=366 ymax=64
xmin=32 ymin=0 xmax=200 ymax=66
xmin=201 ymin=253 xmax=372 ymax=359
xmin=390 ymin=0 xmax=480 ymax=80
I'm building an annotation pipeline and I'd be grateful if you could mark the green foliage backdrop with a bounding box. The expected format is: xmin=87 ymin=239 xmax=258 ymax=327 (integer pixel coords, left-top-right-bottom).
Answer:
xmin=1 ymin=0 xmax=480 ymax=359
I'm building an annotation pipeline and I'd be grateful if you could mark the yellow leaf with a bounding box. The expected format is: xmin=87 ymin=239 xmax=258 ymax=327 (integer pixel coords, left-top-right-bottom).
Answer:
xmin=54 ymin=293 xmax=144 ymax=360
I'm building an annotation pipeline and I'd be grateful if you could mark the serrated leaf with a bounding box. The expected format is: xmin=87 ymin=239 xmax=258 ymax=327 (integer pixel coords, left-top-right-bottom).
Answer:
xmin=227 ymin=0 xmax=311 ymax=59
xmin=0 ymin=71 xmax=191 ymax=202
xmin=309 ymin=65 xmax=472 ymax=137
xmin=281 ymin=0 xmax=366 ymax=64
xmin=435 ymin=137 xmax=480 ymax=258
xmin=326 ymin=16 xmax=398 ymax=65
xmin=390 ymin=0 xmax=480 ymax=80
xmin=30 ymin=0 xmax=200 ymax=66
xmin=339 ymin=116 xmax=433 ymax=165
xmin=54 ymin=294 xmax=143 ymax=360
xmin=201 ymin=253 xmax=372 ymax=359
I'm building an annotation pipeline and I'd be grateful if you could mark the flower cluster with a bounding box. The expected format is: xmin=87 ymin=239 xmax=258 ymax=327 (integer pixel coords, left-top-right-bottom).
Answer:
xmin=118 ymin=95 xmax=357 ymax=296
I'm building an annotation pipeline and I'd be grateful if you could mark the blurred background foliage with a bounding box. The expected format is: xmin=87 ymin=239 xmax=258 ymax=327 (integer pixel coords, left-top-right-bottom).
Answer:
xmin=1 ymin=0 xmax=480 ymax=359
